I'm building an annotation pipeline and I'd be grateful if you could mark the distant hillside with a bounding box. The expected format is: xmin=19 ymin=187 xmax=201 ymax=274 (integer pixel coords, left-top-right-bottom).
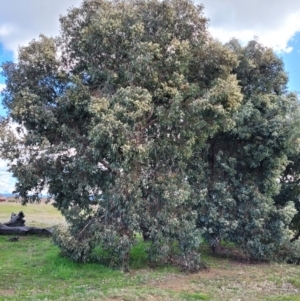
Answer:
xmin=0 ymin=193 xmax=15 ymax=197
xmin=0 ymin=193 xmax=47 ymax=198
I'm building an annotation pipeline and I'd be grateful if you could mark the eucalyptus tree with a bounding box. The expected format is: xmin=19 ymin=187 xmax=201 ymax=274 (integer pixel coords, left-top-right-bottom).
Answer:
xmin=0 ymin=0 xmax=241 ymax=271
xmin=1 ymin=0 xmax=299 ymax=270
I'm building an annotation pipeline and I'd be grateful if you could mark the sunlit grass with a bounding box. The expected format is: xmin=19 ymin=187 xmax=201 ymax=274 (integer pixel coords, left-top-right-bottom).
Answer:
xmin=1 ymin=202 xmax=300 ymax=300
xmin=0 ymin=235 xmax=189 ymax=301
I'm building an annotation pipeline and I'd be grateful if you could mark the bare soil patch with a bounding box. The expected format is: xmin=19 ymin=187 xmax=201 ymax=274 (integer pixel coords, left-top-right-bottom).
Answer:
xmin=0 ymin=289 xmax=15 ymax=296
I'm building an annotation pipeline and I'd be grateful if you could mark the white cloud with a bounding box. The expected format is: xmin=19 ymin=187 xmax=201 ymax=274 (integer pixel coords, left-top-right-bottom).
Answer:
xmin=0 ymin=0 xmax=299 ymax=55
xmin=0 ymin=24 xmax=13 ymax=37
xmin=0 ymin=119 xmax=31 ymax=194
xmin=0 ymin=0 xmax=82 ymax=58
xmin=0 ymin=83 xmax=5 ymax=92
xmin=0 ymin=116 xmax=16 ymax=193
xmin=0 ymin=159 xmax=16 ymax=194
xmin=199 ymin=0 xmax=300 ymax=52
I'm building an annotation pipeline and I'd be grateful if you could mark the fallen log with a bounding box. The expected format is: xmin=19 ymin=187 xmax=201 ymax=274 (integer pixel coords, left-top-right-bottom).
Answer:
xmin=0 ymin=211 xmax=53 ymax=236
xmin=0 ymin=224 xmax=53 ymax=235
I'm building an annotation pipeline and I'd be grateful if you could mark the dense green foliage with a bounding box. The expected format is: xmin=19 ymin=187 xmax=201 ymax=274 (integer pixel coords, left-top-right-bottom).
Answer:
xmin=1 ymin=0 xmax=300 ymax=270
xmin=197 ymin=39 xmax=300 ymax=258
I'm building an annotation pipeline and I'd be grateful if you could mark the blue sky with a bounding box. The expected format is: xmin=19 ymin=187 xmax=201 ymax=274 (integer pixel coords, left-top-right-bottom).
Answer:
xmin=0 ymin=0 xmax=299 ymax=193
xmin=282 ymin=34 xmax=300 ymax=93
xmin=0 ymin=44 xmax=13 ymax=116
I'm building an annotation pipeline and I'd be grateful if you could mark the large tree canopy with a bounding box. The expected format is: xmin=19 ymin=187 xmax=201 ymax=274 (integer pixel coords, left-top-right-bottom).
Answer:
xmin=1 ymin=0 xmax=300 ymax=270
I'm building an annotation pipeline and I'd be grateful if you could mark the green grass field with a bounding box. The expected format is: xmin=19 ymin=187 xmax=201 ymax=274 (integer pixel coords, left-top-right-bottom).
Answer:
xmin=1 ymin=202 xmax=300 ymax=301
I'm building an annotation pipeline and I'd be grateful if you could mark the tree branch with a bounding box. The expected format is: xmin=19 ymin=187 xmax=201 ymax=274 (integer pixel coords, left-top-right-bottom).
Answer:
xmin=100 ymin=159 xmax=120 ymax=175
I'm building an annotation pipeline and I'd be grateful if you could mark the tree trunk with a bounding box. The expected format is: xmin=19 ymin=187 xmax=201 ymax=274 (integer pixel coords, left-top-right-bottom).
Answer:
xmin=140 ymin=224 xmax=151 ymax=241
xmin=0 ymin=211 xmax=53 ymax=236
xmin=211 ymin=237 xmax=222 ymax=254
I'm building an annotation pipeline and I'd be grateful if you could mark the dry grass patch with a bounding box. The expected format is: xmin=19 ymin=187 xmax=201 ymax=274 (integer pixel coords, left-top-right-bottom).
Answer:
xmin=0 ymin=202 xmax=65 ymax=227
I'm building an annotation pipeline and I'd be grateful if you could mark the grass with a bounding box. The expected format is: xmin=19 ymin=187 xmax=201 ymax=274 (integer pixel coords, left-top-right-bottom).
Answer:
xmin=1 ymin=202 xmax=300 ymax=300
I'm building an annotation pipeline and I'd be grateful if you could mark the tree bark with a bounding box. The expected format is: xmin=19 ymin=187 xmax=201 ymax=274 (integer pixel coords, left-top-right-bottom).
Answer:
xmin=0 ymin=211 xmax=53 ymax=236
xmin=211 ymin=237 xmax=222 ymax=254
xmin=140 ymin=224 xmax=151 ymax=241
